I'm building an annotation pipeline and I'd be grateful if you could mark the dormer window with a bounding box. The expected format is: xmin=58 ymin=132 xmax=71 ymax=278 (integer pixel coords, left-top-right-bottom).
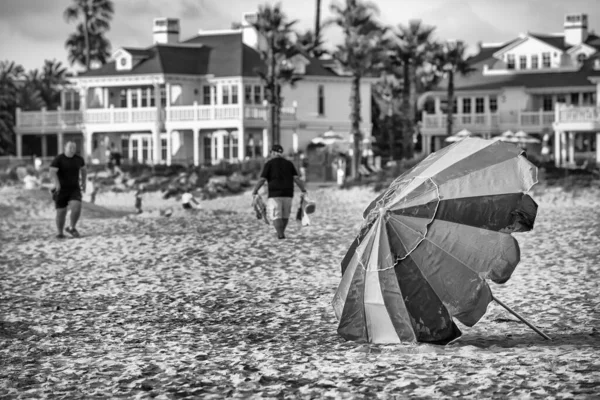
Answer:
xmin=542 ymin=53 xmax=551 ymax=68
xmin=577 ymin=53 xmax=587 ymax=63
xmin=507 ymin=54 xmax=515 ymax=69
xmin=120 ymin=57 xmax=127 ymax=66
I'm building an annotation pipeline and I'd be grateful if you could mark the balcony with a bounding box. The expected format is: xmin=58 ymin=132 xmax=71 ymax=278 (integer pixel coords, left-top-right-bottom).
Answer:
xmin=16 ymin=103 xmax=297 ymax=133
xmin=421 ymin=110 xmax=555 ymax=134
xmin=553 ymin=105 xmax=600 ymax=131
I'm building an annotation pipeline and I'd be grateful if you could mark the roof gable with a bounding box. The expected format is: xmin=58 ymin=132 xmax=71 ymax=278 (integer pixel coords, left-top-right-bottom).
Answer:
xmin=493 ymin=34 xmax=566 ymax=59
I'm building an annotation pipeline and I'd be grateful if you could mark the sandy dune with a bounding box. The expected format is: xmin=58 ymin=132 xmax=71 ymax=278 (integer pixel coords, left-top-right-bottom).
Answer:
xmin=0 ymin=184 xmax=599 ymax=398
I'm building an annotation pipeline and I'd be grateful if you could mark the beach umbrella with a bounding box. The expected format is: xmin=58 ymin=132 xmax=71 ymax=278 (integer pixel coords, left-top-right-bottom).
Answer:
xmin=492 ymin=130 xmax=515 ymax=142
xmin=512 ymin=131 xmax=541 ymax=144
xmin=445 ymin=129 xmax=472 ymax=143
xmin=332 ymin=137 xmax=546 ymax=344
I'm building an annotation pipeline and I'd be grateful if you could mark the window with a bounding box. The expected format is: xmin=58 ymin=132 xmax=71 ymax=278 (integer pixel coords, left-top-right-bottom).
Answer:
xmin=253 ymin=85 xmax=262 ymax=104
xmin=318 ymin=85 xmax=325 ymax=116
xmin=582 ymin=92 xmax=593 ymax=105
xmin=519 ymin=55 xmax=527 ymax=69
xmin=489 ymin=96 xmax=498 ymax=112
xmin=577 ymin=53 xmax=587 ymax=63
xmin=462 ymin=98 xmax=471 ymax=114
xmin=142 ymin=138 xmax=150 ymax=162
xmin=132 ymin=139 xmax=139 ymax=161
xmin=570 ymin=93 xmax=579 ymax=105
xmin=203 ymin=135 xmax=212 ymax=164
xmin=141 ymin=88 xmax=148 ymax=107
xmin=542 ymin=95 xmax=553 ymax=111
xmin=224 ymin=135 xmax=230 ymax=159
xmin=149 ymin=88 xmax=155 ymax=107
xmin=119 ymin=89 xmax=127 ymax=108
xmin=161 ymin=138 xmax=167 ymax=162
xmin=131 ymin=89 xmax=138 ymax=108
xmin=222 ymin=85 xmax=230 ymax=105
xmin=542 ymin=52 xmax=551 ymax=68
xmin=160 ymin=86 xmax=167 ymax=108
xmin=72 ymin=92 xmax=81 ymax=110
xmin=557 ymin=94 xmax=566 ymax=104
xmin=475 ymin=97 xmax=484 ymax=113
xmin=507 ymin=54 xmax=515 ymax=69
xmin=121 ymin=137 xmax=129 ymax=160
xmin=202 ymin=86 xmax=212 ymax=105
xmin=244 ymin=85 xmax=252 ymax=103
xmin=531 ymin=55 xmax=539 ymax=69
xmin=231 ymin=85 xmax=238 ymax=105
xmin=231 ymin=134 xmax=238 ymax=159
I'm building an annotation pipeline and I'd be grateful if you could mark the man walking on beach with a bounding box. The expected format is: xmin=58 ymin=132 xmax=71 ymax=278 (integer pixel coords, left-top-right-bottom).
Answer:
xmin=252 ymin=144 xmax=307 ymax=239
xmin=50 ymin=141 xmax=87 ymax=239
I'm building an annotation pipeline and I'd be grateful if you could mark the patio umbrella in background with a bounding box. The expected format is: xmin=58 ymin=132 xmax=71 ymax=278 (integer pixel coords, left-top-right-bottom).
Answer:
xmin=492 ymin=130 xmax=516 ymax=142
xmin=310 ymin=129 xmax=351 ymax=153
xmin=445 ymin=129 xmax=472 ymax=143
xmin=512 ymin=131 xmax=542 ymax=145
xmin=332 ymin=137 xmax=550 ymax=344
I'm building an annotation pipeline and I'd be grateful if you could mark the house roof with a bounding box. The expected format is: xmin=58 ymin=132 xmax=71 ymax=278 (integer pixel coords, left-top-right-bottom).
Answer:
xmin=77 ymin=31 xmax=340 ymax=79
xmin=529 ymin=33 xmax=570 ymax=51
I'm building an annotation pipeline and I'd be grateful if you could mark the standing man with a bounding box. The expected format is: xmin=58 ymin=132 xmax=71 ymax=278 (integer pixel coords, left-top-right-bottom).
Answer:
xmin=252 ymin=144 xmax=307 ymax=240
xmin=49 ymin=141 xmax=87 ymax=239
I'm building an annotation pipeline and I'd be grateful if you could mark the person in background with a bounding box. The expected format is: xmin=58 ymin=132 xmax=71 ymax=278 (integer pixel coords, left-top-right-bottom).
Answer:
xmin=299 ymin=152 xmax=309 ymax=182
xmin=23 ymin=168 xmax=40 ymax=190
xmin=87 ymin=176 xmax=98 ymax=204
xmin=49 ymin=141 xmax=86 ymax=239
xmin=181 ymin=187 xmax=200 ymax=210
xmin=252 ymin=144 xmax=308 ymax=240
xmin=134 ymin=185 xmax=143 ymax=214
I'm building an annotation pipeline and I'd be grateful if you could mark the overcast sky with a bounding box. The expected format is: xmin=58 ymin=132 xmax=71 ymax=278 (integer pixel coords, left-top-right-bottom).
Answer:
xmin=1 ymin=0 xmax=600 ymax=73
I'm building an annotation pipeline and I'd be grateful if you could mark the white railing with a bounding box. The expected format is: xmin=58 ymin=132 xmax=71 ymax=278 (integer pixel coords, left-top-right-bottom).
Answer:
xmin=422 ymin=110 xmax=555 ymax=131
xmin=555 ymin=105 xmax=600 ymax=123
xmin=17 ymin=103 xmax=297 ymax=130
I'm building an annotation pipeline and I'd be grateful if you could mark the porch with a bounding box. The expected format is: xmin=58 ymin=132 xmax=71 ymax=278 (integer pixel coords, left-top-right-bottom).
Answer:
xmin=553 ymin=104 xmax=600 ymax=168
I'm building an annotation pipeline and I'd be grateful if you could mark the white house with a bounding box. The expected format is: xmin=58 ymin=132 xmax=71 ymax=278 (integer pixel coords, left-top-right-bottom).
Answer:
xmin=419 ymin=13 xmax=600 ymax=167
xmin=15 ymin=14 xmax=374 ymax=165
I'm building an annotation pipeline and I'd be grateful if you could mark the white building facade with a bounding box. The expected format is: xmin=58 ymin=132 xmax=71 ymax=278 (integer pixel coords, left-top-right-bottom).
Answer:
xmin=15 ymin=15 xmax=373 ymax=165
xmin=419 ymin=13 xmax=600 ymax=167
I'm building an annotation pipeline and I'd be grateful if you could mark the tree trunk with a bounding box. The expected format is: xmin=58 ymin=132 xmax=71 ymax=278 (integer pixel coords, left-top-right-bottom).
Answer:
xmin=387 ymin=109 xmax=395 ymax=162
xmin=315 ymin=0 xmax=321 ymax=47
xmin=267 ymin=34 xmax=276 ymax=146
xmin=84 ymin=13 xmax=91 ymax=72
xmin=402 ymin=58 xmax=412 ymax=159
xmin=446 ymin=70 xmax=454 ymax=139
xmin=351 ymin=74 xmax=362 ymax=180
xmin=275 ymin=84 xmax=282 ymax=145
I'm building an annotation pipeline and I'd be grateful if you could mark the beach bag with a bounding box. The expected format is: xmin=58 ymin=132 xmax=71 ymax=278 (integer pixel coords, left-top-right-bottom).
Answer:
xmin=253 ymin=195 xmax=269 ymax=225
xmin=297 ymin=196 xmax=311 ymax=227
xmin=302 ymin=194 xmax=316 ymax=215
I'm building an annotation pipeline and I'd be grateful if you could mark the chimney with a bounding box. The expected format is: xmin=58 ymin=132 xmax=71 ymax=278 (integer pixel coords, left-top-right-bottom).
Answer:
xmin=564 ymin=13 xmax=588 ymax=47
xmin=153 ymin=18 xmax=180 ymax=44
xmin=241 ymin=12 xmax=267 ymax=51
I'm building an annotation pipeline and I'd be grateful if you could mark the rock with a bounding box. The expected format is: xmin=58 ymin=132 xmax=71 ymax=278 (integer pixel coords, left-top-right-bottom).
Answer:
xmin=226 ymin=180 xmax=242 ymax=193
xmin=16 ymin=166 xmax=28 ymax=181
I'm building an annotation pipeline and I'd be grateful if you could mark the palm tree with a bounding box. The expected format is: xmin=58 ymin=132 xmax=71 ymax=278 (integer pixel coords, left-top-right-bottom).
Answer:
xmin=65 ymin=23 xmax=112 ymax=71
xmin=373 ymin=73 xmax=402 ymax=161
xmin=296 ymin=29 xmax=327 ymax=59
xmin=64 ymin=0 xmax=114 ymax=71
xmin=39 ymin=60 xmax=69 ymax=110
xmin=433 ymin=40 xmax=475 ymax=138
xmin=389 ymin=19 xmax=437 ymax=159
xmin=328 ymin=0 xmax=384 ymax=179
xmin=251 ymin=3 xmax=303 ymax=146
xmin=315 ymin=0 xmax=322 ymax=47
xmin=0 ymin=61 xmax=24 ymax=155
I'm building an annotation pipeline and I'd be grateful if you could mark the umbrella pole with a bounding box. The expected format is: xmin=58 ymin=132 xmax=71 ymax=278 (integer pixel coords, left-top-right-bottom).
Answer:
xmin=492 ymin=295 xmax=551 ymax=340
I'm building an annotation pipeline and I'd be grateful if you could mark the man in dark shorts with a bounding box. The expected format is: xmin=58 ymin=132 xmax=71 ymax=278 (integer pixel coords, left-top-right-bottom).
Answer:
xmin=50 ymin=141 xmax=87 ymax=239
xmin=252 ymin=144 xmax=308 ymax=239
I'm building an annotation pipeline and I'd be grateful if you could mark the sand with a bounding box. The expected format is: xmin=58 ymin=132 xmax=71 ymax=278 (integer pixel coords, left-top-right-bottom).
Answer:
xmin=1 ymin=184 xmax=599 ymax=399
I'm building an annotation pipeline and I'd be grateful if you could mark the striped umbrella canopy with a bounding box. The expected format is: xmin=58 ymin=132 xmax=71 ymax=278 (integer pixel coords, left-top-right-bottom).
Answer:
xmin=332 ymin=138 xmax=538 ymax=344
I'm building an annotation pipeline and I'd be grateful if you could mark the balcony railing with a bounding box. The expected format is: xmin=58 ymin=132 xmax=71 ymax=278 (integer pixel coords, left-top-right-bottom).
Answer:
xmin=16 ymin=103 xmax=297 ymax=130
xmin=422 ymin=110 xmax=555 ymax=131
xmin=555 ymin=105 xmax=600 ymax=124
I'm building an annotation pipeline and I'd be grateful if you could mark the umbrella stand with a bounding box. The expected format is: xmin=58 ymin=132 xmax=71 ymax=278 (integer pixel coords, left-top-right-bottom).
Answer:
xmin=492 ymin=295 xmax=552 ymax=340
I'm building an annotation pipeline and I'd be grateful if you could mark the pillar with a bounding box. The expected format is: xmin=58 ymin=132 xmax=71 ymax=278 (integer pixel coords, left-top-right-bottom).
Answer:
xmin=166 ymin=130 xmax=173 ymax=166
xmin=84 ymin=131 xmax=93 ymax=160
xmin=193 ymin=129 xmax=200 ymax=166
xmin=560 ymin=131 xmax=567 ymax=167
xmin=262 ymin=128 xmax=269 ymax=157
xmin=41 ymin=135 xmax=48 ymax=157
xmin=554 ymin=130 xmax=561 ymax=168
xmin=237 ymin=124 xmax=245 ymax=160
xmin=211 ymin=134 xmax=217 ymax=162
xmin=596 ymin=133 xmax=600 ymax=165
xmin=16 ymin=133 xmax=23 ymax=158
xmin=153 ymin=83 xmax=162 ymax=164
xmin=57 ymin=132 xmax=64 ymax=153
xmin=568 ymin=132 xmax=575 ymax=165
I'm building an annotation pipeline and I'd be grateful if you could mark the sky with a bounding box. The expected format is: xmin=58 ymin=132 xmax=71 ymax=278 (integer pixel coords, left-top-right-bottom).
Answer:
xmin=1 ymin=0 xmax=600 ymax=73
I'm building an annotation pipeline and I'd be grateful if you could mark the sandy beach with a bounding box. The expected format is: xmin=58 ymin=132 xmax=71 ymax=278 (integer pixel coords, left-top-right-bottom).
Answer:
xmin=1 ymin=184 xmax=599 ymax=398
